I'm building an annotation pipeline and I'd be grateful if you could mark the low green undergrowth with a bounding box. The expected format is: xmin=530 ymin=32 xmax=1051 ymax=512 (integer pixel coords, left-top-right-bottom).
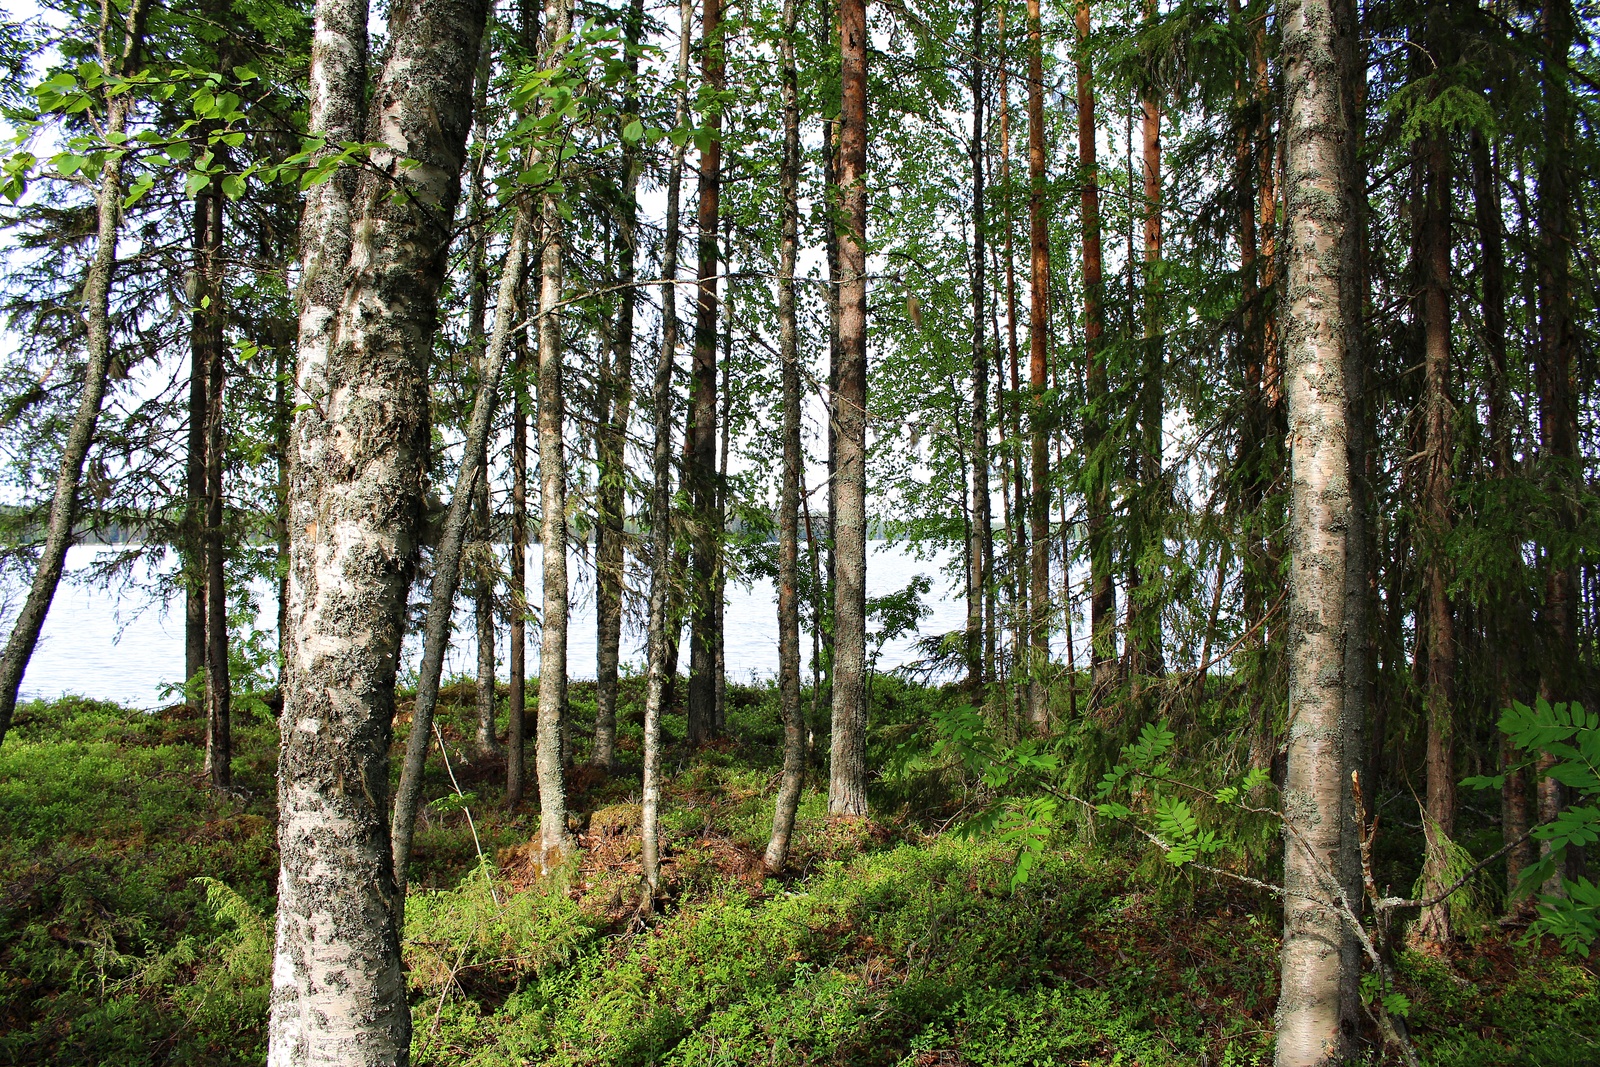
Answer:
xmin=1 ymin=683 xmax=1595 ymax=1066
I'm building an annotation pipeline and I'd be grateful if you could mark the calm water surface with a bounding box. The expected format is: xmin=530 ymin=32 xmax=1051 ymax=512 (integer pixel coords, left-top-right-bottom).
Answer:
xmin=13 ymin=542 xmax=967 ymax=708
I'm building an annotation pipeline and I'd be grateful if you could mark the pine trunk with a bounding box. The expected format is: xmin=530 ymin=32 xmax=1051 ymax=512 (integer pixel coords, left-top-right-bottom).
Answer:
xmin=1416 ymin=73 xmax=1456 ymax=947
xmin=1024 ymin=0 xmax=1050 ymax=732
xmin=828 ymin=0 xmax=870 ymax=819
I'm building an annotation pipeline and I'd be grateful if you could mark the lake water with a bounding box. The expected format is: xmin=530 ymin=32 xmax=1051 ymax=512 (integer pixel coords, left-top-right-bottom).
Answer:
xmin=12 ymin=542 xmax=973 ymax=708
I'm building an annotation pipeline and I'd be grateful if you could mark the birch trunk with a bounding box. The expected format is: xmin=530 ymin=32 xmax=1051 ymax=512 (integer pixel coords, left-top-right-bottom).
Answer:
xmin=1275 ymin=0 xmax=1361 ymax=1057
xmin=0 ymin=0 xmax=151 ymax=748
xmin=535 ymin=0 xmax=575 ymax=863
xmin=390 ymin=210 xmax=530 ymax=887
xmin=765 ymin=0 xmax=805 ymax=873
xmin=642 ymin=0 xmax=695 ymax=894
xmin=268 ymin=0 xmax=487 ymax=1059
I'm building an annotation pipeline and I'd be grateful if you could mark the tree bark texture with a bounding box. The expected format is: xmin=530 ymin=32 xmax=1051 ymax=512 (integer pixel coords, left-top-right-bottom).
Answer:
xmin=965 ymin=0 xmax=990 ymax=697
xmin=390 ymin=210 xmax=530 ymax=888
xmin=766 ymin=0 xmax=805 ymax=873
xmin=687 ymin=0 xmax=725 ymax=747
xmin=535 ymin=0 xmax=575 ymax=862
xmin=827 ymin=0 xmax=869 ymax=819
xmin=1535 ymin=0 xmax=1577 ymax=897
xmin=268 ymin=0 xmax=487 ymax=1061
xmin=187 ymin=197 xmax=210 ymax=715
xmin=643 ymin=0 xmax=695 ymax=893
xmin=1075 ymin=0 xmax=1114 ymax=702
xmin=592 ymin=0 xmax=645 ymax=771
xmin=1416 ymin=62 xmax=1456 ymax=947
xmin=0 ymin=0 xmax=151 ymax=749
xmin=1275 ymin=0 xmax=1361 ymax=1058
xmin=1024 ymin=0 xmax=1051 ymax=733
xmin=201 ymin=186 xmax=232 ymax=790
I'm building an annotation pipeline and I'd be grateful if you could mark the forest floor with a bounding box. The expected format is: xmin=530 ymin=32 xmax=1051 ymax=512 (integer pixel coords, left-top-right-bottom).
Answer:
xmin=0 ymin=677 xmax=1595 ymax=1066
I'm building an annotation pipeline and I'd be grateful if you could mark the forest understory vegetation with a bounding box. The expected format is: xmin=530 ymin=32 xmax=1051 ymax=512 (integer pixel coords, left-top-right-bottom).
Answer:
xmin=1 ymin=679 xmax=1594 ymax=1067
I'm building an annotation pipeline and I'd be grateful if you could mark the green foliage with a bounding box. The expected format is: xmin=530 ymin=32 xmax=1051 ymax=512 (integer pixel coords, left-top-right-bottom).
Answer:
xmin=1465 ymin=699 xmax=1600 ymax=954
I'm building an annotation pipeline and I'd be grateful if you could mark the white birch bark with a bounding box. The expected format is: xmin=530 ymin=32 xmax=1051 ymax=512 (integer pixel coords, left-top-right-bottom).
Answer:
xmin=267 ymin=0 xmax=488 ymax=1061
xmin=1275 ymin=0 xmax=1362 ymax=1059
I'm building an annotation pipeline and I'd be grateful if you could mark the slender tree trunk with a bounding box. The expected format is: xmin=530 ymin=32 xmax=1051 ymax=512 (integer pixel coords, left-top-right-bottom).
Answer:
xmin=1024 ymin=0 xmax=1051 ymax=732
xmin=1134 ymin=32 xmax=1164 ymax=681
xmin=509 ymin=307 xmax=529 ymax=805
xmin=0 ymin=0 xmax=151 ymax=748
xmin=592 ymin=0 xmax=644 ymax=772
xmin=997 ymin=1 xmax=1027 ymax=714
xmin=965 ymin=0 xmax=990 ymax=695
xmin=269 ymin=0 xmax=487 ymax=1059
xmin=1274 ymin=0 xmax=1362 ymax=1057
xmin=507 ymin=0 xmax=541 ymax=810
xmin=391 ymin=212 xmax=531 ymax=884
xmin=534 ymin=0 xmax=575 ymax=861
xmin=1535 ymin=0 xmax=1577 ymax=898
xmin=187 ymin=197 xmax=210 ymax=714
xmin=201 ymin=186 xmax=232 ymax=790
xmin=713 ymin=304 xmax=732 ymax=735
xmin=1337 ymin=4 xmax=1370 ymax=1015
xmin=1416 ymin=52 xmax=1456 ymax=947
xmin=464 ymin=39 xmax=500 ymax=760
xmin=1471 ymin=132 xmax=1531 ymax=907
xmin=687 ymin=0 xmax=725 ymax=747
xmin=766 ymin=0 xmax=804 ymax=869
xmin=828 ymin=0 xmax=869 ymax=819
xmin=1074 ymin=0 xmax=1113 ymax=703
xmin=643 ymin=0 xmax=695 ymax=895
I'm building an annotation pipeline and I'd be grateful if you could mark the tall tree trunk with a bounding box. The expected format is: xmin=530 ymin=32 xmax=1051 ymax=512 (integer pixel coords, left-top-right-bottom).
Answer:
xmin=593 ymin=0 xmax=645 ymax=772
xmin=643 ymin=0 xmax=696 ymax=895
xmin=507 ymin=0 xmax=541 ymax=810
xmin=535 ymin=0 xmax=575 ymax=860
xmin=187 ymin=198 xmax=210 ymax=715
xmin=1535 ymin=0 xmax=1577 ymax=899
xmin=0 ymin=0 xmax=150 ymax=748
xmin=1024 ymin=0 xmax=1050 ymax=732
xmin=390 ymin=210 xmax=531 ymax=884
xmin=1337 ymin=2 xmax=1370 ymax=1017
xmin=1133 ymin=32 xmax=1164 ymax=681
xmin=765 ymin=0 xmax=805 ymax=874
xmin=1075 ymin=0 xmax=1113 ymax=703
xmin=201 ymin=186 xmax=232 ymax=790
xmin=687 ymin=0 xmax=726 ymax=747
xmin=465 ymin=38 xmax=499 ymax=760
xmin=1275 ymin=0 xmax=1362 ymax=1057
xmin=1416 ymin=46 xmax=1456 ymax=946
xmin=1470 ymin=131 xmax=1531 ymax=907
xmin=713 ymin=304 xmax=732 ymax=735
xmin=509 ymin=303 xmax=529 ymax=806
xmin=965 ymin=0 xmax=990 ymax=696
xmin=268 ymin=0 xmax=488 ymax=1059
xmin=998 ymin=0 xmax=1027 ymax=715
xmin=828 ymin=0 xmax=870 ymax=819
